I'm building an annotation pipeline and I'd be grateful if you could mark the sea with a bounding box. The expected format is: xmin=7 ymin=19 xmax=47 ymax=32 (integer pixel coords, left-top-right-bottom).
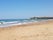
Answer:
xmin=0 ymin=19 xmax=52 ymax=27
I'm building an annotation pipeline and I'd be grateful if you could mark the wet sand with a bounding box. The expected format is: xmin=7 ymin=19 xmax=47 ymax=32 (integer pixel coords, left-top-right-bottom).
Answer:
xmin=0 ymin=20 xmax=53 ymax=40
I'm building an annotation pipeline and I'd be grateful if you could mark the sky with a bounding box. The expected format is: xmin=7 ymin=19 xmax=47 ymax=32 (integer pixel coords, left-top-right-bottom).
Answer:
xmin=0 ymin=0 xmax=53 ymax=19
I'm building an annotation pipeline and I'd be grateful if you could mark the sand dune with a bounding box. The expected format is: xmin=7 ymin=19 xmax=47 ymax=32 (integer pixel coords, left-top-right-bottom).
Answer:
xmin=0 ymin=20 xmax=53 ymax=40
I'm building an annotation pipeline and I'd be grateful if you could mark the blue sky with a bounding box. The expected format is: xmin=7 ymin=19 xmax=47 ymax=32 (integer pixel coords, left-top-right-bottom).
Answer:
xmin=0 ymin=0 xmax=53 ymax=19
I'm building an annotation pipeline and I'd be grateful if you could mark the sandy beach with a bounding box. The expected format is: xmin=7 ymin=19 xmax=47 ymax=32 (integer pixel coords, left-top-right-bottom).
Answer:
xmin=0 ymin=20 xmax=53 ymax=40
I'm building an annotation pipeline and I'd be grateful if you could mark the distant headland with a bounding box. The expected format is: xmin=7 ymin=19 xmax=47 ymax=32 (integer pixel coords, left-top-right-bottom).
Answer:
xmin=29 ymin=17 xmax=53 ymax=20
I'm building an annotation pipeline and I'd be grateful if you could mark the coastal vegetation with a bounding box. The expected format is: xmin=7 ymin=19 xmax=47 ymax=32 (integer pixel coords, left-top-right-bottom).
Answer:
xmin=29 ymin=17 xmax=53 ymax=20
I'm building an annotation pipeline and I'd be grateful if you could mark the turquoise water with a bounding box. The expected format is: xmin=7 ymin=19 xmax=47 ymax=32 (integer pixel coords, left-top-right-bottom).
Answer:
xmin=0 ymin=19 xmax=25 ymax=22
xmin=0 ymin=19 xmax=50 ymax=23
xmin=0 ymin=19 xmax=29 ymax=27
xmin=0 ymin=19 xmax=52 ymax=27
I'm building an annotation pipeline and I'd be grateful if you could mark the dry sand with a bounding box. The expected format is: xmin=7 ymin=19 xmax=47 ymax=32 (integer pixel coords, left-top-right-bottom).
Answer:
xmin=0 ymin=20 xmax=53 ymax=40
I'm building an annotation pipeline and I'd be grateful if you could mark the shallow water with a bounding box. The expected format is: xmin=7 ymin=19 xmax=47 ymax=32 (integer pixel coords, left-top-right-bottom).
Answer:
xmin=0 ymin=19 xmax=52 ymax=27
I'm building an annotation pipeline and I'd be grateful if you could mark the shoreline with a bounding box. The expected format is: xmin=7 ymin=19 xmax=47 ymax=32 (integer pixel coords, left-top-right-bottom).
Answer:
xmin=0 ymin=19 xmax=53 ymax=28
xmin=0 ymin=19 xmax=53 ymax=40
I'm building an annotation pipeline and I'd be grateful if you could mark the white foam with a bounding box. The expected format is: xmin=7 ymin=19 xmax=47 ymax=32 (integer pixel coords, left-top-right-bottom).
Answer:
xmin=0 ymin=22 xmax=29 ymax=27
xmin=0 ymin=20 xmax=38 ymax=27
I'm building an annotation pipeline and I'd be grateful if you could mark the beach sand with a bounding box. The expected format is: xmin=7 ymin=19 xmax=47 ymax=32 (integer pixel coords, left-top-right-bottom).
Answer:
xmin=0 ymin=20 xmax=53 ymax=40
